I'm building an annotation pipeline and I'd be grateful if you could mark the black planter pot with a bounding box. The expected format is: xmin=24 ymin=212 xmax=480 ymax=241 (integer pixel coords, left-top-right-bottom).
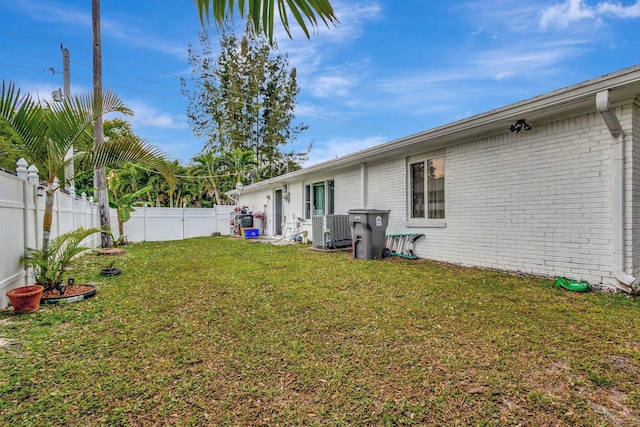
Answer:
xmin=100 ymin=268 xmax=121 ymax=277
xmin=41 ymin=284 xmax=97 ymax=305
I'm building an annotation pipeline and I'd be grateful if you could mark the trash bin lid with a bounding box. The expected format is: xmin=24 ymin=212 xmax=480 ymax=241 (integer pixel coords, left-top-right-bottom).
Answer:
xmin=348 ymin=209 xmax=390 ymax=215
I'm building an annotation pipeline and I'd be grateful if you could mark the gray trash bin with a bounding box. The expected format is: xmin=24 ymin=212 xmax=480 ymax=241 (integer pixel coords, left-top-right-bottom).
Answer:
xmin=348 ymin=209 xmax=391 ymax=260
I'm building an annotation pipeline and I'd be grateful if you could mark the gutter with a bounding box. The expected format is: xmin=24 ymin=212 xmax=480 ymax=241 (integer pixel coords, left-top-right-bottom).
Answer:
xmin=596 ymin=90 xmax=637 ymax=293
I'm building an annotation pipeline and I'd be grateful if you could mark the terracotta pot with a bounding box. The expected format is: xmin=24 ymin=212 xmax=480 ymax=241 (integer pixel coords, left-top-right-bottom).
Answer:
xmin=6 ymin=285 xmax=44 ymax=314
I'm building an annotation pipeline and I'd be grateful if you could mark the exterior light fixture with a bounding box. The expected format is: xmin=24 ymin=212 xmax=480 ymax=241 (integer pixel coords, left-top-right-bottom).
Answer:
xmin=51 ymin=89 xmax=63 ymax=102
xmin=509 ymin=119 xmax=532 ymax=133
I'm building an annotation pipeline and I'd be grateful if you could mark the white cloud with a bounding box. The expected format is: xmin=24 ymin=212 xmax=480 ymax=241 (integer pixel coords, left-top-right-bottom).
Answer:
xmin=127 ymin=101 xmax=189 ymax=130
xmin=470 ymin=40 xmax=589 ymax=77
xmin=462 ymin=1 xmax=544 ymax=34
xmin=540 ymin=0 xmax=640 ymax=30
xmin=540 ymin=0 xmax=597 ymax=29
xmin=597 ymin=0 xmax=640 ymax=17
xmin=305 ymin=135 xmax=387 ymax=166
xmin=277 ymin=1 xmax=382 ymax=89
xmin=309 ymin=71 xmax=359 ymax=98
xmin=15 ymin=0 xmax=91 ymax=27
xmin=100 ymin=19 xmax=188 ymax=60
xmin=353 ymin=36 xmax=591 ymax=118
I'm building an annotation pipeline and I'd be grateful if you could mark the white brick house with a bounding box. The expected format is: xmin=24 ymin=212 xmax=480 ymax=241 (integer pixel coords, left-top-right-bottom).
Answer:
xmin=233 ymin=66 xmax=640 ymax=291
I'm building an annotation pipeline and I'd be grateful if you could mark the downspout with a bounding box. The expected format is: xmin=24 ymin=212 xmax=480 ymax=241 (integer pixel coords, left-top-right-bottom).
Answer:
xmin=361 ymin=163 xmax=368 ymax=208
xmin=596 ymin=90 xmax=637 ymax=293
xmin=227 ymin=193 xmax=240 ymax=206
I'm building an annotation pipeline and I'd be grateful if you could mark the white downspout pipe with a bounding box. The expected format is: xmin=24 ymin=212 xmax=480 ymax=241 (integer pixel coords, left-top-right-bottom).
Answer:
xmin=360 ymin=162 xmax=368 ymax=208
xmin=596 ymin=90 xmax=637 ymax=293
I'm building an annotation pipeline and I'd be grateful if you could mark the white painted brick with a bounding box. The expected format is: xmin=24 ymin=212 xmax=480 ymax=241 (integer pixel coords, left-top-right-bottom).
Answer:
xmin=238 ymin=104 xmax=639 ymax=285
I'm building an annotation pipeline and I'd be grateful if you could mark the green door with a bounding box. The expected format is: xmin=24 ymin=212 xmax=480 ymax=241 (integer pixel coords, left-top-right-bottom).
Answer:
xmin=313 ymin=182 xmax=325 ymax=216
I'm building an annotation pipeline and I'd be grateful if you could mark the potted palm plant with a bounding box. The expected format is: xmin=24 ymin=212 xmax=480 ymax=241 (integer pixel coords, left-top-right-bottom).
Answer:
xmin=20 ymin=227 xmax=101 ymax=303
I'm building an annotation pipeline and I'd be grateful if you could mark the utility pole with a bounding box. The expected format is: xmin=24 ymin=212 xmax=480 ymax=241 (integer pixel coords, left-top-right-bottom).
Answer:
xmin=62 ymin=47 xmax=70 ymax=99
xmin=62 ymin=46 xmax=74 ymax=191
xmin=92 ymin=0 xmax=111 ymax=247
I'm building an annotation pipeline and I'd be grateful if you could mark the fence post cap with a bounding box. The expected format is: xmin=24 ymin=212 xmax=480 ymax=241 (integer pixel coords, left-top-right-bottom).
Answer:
xmin=26 ymin=165 xmax=39 ymax=183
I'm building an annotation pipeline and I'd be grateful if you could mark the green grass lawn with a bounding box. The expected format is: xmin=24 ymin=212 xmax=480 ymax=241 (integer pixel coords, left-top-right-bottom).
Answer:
xmin=1 ymin=236 xmax=640 ymax=426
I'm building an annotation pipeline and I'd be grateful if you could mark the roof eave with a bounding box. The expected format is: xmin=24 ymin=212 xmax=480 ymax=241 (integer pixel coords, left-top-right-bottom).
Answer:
xmin=233 ymin=65 xmax=640 ymax=194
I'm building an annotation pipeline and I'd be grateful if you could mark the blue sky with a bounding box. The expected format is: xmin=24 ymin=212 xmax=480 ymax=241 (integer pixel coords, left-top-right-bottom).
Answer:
xmin=1 ymin=0 xmax=640 ymax=167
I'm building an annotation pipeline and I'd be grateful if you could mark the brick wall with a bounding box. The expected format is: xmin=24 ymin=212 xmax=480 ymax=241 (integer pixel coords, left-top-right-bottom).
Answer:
xmin=334 ymin=168 xmax=361 ymax=214
xmin=366 ymin=159 xmax=406 ymax=233
xmin=237 ymin=104 xmax=637 ymax=284
xmin=437 ymin=112 xmax=613 ymax=282
xmin=353 ymin=110 xmax=626 ymax=284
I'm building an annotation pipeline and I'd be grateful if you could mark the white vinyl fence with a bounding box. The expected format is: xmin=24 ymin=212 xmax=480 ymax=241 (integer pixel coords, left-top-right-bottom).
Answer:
xmin=118 ymin=206 xmax=233 ymax=242
xmin=1 ymin=159 xmax=234 ymax=309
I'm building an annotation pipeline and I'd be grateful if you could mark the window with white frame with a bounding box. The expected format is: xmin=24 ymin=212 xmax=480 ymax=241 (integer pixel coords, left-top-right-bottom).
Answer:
xmin=304 ymin=180 xmax=334 ymax=219
xmin=410 ymin=156 xmax=444 ymax=220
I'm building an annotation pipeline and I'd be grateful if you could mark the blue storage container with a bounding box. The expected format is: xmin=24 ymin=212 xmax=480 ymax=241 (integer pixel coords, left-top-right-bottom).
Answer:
xmin=242 ymin=228 xmax=260 ymax=239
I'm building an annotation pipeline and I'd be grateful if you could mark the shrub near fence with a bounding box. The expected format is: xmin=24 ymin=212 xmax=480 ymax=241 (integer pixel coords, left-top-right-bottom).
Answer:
xmin=0 ymin=159 xmax=235 ymax=309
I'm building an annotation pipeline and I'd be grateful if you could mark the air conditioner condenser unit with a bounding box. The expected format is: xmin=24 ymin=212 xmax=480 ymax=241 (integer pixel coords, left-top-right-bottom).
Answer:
xmin=312 ymin=215 xmax=351 ymax=249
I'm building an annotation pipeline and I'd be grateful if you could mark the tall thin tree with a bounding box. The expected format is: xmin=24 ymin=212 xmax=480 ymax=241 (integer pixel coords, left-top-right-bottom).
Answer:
xmin=182 ymin=28 xmax=308 ymax=180
xmin=92 ymin=0 xmax=111 ymax=248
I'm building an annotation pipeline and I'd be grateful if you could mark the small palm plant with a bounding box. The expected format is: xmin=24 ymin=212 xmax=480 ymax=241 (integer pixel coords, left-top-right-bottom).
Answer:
xmin=21 ymin=227 xmax=100 ymax=293
xmin=108 ymin=168 xmax=152 ymax=242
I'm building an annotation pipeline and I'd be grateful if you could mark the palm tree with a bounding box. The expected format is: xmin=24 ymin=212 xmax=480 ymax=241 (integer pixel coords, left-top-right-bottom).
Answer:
xmin=156 ymin=159 xmax=182 ymax=207
xmin=21 ymin=227 xmax=102 ymax=292
xmin=112 ymin=161 xmax=145 ymax=196
xmin=191 ymin=150 xmax=224 ymax=205
xmin=222 ymin=148 xmax=258 ymax=184
xmin=108 ymin=177 xmax=151 ymax=241
xmin=194 ymin=0 xmax=338 ymax=44
xmin=178 ymin=177 xmax=203 ymax=208
xmin=0 ymin=80 xmax=163 ymax=253
xmin=147 ymin=169 xmax=168 ymax=207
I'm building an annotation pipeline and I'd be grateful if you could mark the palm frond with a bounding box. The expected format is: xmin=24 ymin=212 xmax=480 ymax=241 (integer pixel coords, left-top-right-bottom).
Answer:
xmin=47 ymin=89 xmax=132 ymax=154
xmin=1 ymin=81 xmax=143 ymax=186
xmin=195 ymin=0 xmax=338 ymax=44
xmin=48 ymin=227 xmax=101 ymax=272
xmin=0 ymin=80 xmax=48 ymax=159
xmin=89 ymin=135 xmax=165 ymax=171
